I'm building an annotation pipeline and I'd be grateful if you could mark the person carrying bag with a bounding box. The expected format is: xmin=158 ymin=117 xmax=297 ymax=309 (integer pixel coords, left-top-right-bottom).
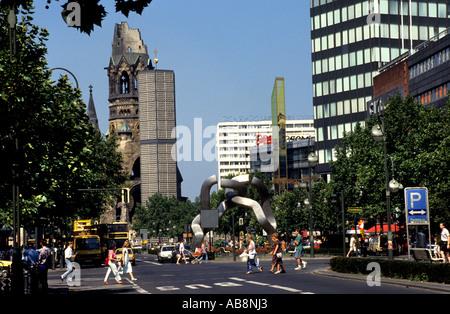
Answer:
xmin=104 ymin=244 xmax=122 ymax=285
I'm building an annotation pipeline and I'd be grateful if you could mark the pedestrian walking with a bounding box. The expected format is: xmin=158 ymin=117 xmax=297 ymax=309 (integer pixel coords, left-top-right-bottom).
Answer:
xmin=104 ymin=244 xmax=123 ymax=285
xmin=177 ymin=239 xmax=188 ymax=265
xmin=244 ymin=235 xmax=262 ymax=274
xmin=440 ymin=223 xmax=449 ymax=263
xmin=37 ymin=241 xmax=52 ymax=294
xmin=60 ymin=241 xmax=76 ymax=282
xmin=198 ymin=240 xmax=208 ymax=264
xmin=121 ymin=240 xmax=137 ymax=281
xmin=294 ymin=229 xmax=307 ymax=270
xmin=270 ymin=233 xmax=285 ymax=274
xmin=347 ymin=235 xmax=357 ymax=257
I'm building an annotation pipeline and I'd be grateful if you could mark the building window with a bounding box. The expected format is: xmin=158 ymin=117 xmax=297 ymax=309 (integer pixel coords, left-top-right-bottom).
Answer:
xmin=438 ymin=3 xmax=446 ymax=18
xmin=428 ymin=2 xmax=437 ymax=18
xmin=410 ymin=1 xmax=418 ymax=16
xmin=380 ymin=0 xmax=389 ymax=14
xmin=419 ymin=2 xmax=427 ymax=17
xmin=389 ymin=0 xmax=398 ymax=14
xmin=120 ymin=71 xmax=130 ymax=94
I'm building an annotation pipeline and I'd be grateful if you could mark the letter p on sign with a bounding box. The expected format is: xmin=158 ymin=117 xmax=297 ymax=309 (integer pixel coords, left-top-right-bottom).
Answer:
xmin=410 ymin=192 xmax=422 ymax=208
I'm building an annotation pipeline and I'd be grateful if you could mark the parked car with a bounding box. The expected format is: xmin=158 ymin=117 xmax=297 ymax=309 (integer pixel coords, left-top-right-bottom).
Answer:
xmin=157 ymin=245 xmax=175 ymax=263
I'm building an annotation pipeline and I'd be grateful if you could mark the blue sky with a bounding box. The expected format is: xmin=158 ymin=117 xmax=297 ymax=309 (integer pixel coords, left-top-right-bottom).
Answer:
xmin=32 ymin=0 xmax=313 ymax=201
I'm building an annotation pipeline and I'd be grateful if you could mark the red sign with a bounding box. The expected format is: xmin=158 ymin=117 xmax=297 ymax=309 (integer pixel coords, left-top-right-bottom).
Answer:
xmin=256 ymin=134 xmax=272 ymax=146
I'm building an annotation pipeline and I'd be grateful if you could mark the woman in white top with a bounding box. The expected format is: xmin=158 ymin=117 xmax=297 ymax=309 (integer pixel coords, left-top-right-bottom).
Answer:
xmin=440 ymin=223 xmax=449 ymax=263
xmin=347 ymin=235 xmax=357 ymax=257
xmin=121 ymin=240 xmax=137 ymax=281
xmin=244 ymin=235 xmax=262 ymax=274
xmin=177 ymin=239 xmax=188 ymax=264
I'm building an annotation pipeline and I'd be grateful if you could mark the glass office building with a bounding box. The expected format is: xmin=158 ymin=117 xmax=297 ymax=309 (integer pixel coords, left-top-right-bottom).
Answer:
xmin=310 ymin=0 xmax=450 ymax=176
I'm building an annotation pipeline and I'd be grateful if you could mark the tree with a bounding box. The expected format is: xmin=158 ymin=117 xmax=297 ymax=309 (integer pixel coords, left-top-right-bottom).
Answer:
xmin=271 ymin=187 xmax=307 ymax=239
xmin=0 ymin=6 xmax=127 ymax=230
xmin=132 ymin=194 xmax=199 ymax=240
xmin=0 ymin=0 xmax=153 ymax=35
xmin=330 ymin=94 xmax=449 ymax=233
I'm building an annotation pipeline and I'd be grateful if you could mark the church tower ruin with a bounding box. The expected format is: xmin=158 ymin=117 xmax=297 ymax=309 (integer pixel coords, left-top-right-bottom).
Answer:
xmin=104 ymin=22 xmax=153 ymax=223
xmin=103 ymin=22 xmax=183 ymax=224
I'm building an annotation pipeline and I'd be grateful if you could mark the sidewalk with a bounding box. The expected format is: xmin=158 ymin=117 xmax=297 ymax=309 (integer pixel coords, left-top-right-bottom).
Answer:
xmin=313 ymin=267 xmax=450 ymax=293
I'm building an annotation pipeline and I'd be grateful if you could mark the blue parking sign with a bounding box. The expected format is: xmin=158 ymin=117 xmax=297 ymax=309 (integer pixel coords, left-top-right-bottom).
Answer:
xmin=405 ymin=187 xmax=429 ymax=225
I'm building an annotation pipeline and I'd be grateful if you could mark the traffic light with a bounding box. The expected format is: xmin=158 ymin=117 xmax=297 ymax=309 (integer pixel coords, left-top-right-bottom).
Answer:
xmin=331 ymin=194 xmax=338 ymax=212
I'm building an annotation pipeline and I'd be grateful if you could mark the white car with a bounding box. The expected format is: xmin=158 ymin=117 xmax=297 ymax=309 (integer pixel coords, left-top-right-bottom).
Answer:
xmin=157 ymin=245 xmax=175 ymax=263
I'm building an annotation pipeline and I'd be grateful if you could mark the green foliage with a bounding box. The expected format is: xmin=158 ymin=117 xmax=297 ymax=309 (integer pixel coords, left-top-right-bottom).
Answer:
xmin=329 ymin=94 xmax=450 ymax=233
xmin=132 ymin=194 xmax=199 ymax=239
xmin=0 ymin=7 xmax=127 ymax=229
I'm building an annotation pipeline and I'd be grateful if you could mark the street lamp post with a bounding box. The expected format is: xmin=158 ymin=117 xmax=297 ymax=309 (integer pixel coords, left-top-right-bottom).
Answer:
xmin=8 ymin=5 xmax=24 ymax=295
xmin=306 ymin=139 xmax=318 ymax=258
xmin=371 ymin=122 xmax=403 ymax=260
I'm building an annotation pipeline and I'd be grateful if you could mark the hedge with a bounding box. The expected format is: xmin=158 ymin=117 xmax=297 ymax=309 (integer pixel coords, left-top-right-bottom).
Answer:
xmin=329 ymin=257 xmax=450 ymax=284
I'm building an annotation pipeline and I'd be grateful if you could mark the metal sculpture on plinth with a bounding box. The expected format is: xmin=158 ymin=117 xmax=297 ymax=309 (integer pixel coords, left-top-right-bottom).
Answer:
xmin=191 ymin=174 xmax=277 ymax=250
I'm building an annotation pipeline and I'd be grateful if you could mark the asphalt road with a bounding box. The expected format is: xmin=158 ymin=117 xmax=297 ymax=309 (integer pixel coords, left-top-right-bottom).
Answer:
xmin=47 ymin=253 xmax=447 ymax=297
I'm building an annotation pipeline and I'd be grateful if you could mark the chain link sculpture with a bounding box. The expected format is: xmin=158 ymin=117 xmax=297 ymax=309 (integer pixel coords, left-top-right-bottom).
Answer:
xmin=191 ymin=174 xmax=277 ymax=250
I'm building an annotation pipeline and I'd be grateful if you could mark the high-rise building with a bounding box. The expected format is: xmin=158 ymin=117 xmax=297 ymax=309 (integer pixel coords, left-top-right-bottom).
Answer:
xmin=139 ymin=69 xmax=182 ymax=203
xmin=310 ymin=0 xmax=449 ymax=177
xmin=271 ymin=78 xmax=288 ymax=188
xmin=216 ymin=120 xmax=314 ymax=185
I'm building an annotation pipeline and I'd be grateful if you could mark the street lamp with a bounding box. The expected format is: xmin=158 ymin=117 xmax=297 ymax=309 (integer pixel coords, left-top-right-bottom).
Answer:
xmin=371 ymin=121 xmax=403 ymax=260
xmin=306 ymin=146 xmax=318 ymax=258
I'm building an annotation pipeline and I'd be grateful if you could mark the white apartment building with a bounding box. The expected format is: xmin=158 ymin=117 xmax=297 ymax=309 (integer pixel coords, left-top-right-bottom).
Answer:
xmin=216 ymin=120 xmax=315 ymax=184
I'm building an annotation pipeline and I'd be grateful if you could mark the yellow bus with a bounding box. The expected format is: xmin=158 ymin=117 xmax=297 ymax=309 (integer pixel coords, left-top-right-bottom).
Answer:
xmin=73 ymin=220 xmax=102 ymax=266
xmin=73 ymin=234 xmax=102 ymax=266
xmin=107 ymin=222 xmax=129 ymax=249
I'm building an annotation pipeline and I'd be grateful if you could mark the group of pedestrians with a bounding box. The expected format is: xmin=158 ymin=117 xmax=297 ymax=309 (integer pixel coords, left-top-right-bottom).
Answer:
xmin=103 ymin=240 xmax=137 ymax=285
xmin=175 ymin=239 xmax=209 ymax=265
xmin=22 ymin=241 xmax=52 ymax=294
xmin=56 ymin=239 xmax=137 ymax=287
xmin=244 ymin=229 xmax=307 ymax=275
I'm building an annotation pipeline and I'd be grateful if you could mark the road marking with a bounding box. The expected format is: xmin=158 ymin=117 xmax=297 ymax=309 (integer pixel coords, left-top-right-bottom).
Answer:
xmin=214 ymin=282 xmax=243 ymax=287
xmin=124 ymin=278 xmax=151 ymax=294
xmin=271 ymin=284 xmax=303 ymax=293
xmin=185 ymin=284 xmax=213 ymax=290
xmin=138 ymin=260 xmax=162 ymax=266
xmin=229 ymin=277 xmax=313 ymax=294
xmin=229 ymin=277 xmax=269 ymax=286
xmin=156 ymin=285 xmax=180 ymax=291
